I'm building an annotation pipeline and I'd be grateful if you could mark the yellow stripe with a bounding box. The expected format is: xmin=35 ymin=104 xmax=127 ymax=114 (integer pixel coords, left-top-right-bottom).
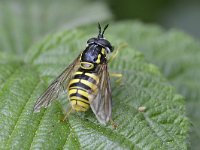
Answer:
xmin=85 ymin=73 xmax=99 ymax=83
xmin=69 ymin=79 xmax=80 ymax=86
xmin=71 ymin=100 xmax=89 ymax=111
xmin=80 ymin=79 xmax=97 ymax=90
xmin=77 ymin=101 xmax=89 ymax=109
xmin=68 ymin=89 xmax=77 ymax=95
xmin=96 ymin=54 xmax=101 ymax=64
xmin=81 ymin=62 xmax=94 ymax=69
xmin=69 ymin=86 xmax=86 ymax=91
xmin=75 ymin=71 xmax=83 ymax=75
xmin=101 ymin=48 xmax=106 ymax=55
xmin=71 ymin=100 xmax=76 ymax=105
xmin=80 ymin=53 xmax=82 ymax=61
xmin=77 ymin=89 xmax=88 ymax=99
xmin=70 ymin=96 xmax=89 ymax=103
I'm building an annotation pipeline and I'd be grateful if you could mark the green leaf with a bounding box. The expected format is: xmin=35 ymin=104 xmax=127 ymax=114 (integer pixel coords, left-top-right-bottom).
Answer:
xmin=109 ymin=21 xmax=200 ymax=149
xmin=0 ymin=25 xmax=189 ymax=149
xmin=0 ymin=0 xmax=111 ymax=56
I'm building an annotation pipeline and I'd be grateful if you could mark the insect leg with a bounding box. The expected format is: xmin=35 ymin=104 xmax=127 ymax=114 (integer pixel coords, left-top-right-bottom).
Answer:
xmin=108 ymin=43 xmax=128 ymax=63
xmin=110 ymin=119 xmax=118 ymax=129
xmin=108 ymin=48 xmax=119 ymax=63
xmin=110 ymin=73 xmax=123 ymax=84
xmin=62 ymin=107 xmax=73 ymax=122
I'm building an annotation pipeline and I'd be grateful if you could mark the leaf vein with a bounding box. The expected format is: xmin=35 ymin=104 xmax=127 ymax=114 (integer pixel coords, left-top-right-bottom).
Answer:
xmin=5 ymin=77 xmax=40 ymax=147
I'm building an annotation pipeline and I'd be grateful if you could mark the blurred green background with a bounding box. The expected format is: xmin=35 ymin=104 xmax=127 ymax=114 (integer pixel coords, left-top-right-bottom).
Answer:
xmin=108 ymin=0 xmax=200 ymax=38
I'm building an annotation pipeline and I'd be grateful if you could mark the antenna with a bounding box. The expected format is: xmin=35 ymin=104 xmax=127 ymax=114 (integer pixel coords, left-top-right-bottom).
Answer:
xmin=102 ymin=24 xmax=109 ymax=36
xmin=98 ymin=23 xmax=102 ymax=38
xmin=98 ymin=23 xmax=109 ymax=38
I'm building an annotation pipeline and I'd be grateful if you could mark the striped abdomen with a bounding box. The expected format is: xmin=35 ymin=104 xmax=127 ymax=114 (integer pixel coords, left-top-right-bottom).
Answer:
xmin=68 ymin=71 xmax=99 ymax=111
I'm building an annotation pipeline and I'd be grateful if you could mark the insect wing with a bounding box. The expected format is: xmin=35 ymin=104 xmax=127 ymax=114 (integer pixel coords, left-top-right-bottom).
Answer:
xmin=34 ymin=55 xmax=80 ymax=112
xmin=90 ymin=64 xmax=112 ymax=124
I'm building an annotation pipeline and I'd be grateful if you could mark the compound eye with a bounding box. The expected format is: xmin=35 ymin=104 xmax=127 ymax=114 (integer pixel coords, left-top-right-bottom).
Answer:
xmin=107 ymin=44 xmax=114 ymax=53
xmin=98 ymin=39 xmax=113 ymax=53
xmin=106 ymin=44 xmax=114 ymax=53
xmin=87 ymin=38 xmax=96 ymax=44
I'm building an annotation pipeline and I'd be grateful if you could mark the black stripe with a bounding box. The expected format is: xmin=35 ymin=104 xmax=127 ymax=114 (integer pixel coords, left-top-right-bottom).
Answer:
xmin=70 ymin=93 xmax=89 ymax=101
xmin=74 ymin=73 xmax=97 ymax=85
xmin=69 ymin=87 xmax=87 ymax=93
xmin=74 ymin=74 xmax=89 ymax=80
xmin=69 ymin=82 xmax=91 ymax=91
xmin=71 ymin=100 xmax=88 ymax=110
xmin=71 ymin=99 xmax=89 ymax=105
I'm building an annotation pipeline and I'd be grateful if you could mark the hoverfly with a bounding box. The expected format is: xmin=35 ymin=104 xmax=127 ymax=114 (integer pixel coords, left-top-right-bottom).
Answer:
xmin=34 ymin=23 xmax=115 ymax=125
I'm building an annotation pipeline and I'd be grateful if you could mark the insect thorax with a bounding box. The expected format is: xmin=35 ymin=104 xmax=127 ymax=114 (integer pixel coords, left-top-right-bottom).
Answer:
xmin=80 ymin=44 xmax=107 ymax=67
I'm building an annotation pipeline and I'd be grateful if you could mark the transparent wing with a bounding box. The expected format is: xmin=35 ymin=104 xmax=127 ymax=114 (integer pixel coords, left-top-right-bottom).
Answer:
xmin=90 ymin=64 xmax=112 ymax=124
xmin=34 ymin=55 xmax=80 ymax=112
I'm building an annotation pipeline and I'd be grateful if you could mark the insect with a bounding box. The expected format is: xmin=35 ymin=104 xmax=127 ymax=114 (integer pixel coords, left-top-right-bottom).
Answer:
xmin=34 ymin=23 xmax=115 ymax=125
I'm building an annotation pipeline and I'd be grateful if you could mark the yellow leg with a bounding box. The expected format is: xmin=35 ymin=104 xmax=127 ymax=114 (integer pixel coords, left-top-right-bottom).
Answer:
xmin=61 ymin=107 xmax=73 ymax=122
xmin=110 ymin=73 xmax=123 ymax=84
xmin=109 ymin=43 xmax=127 ymax=84
xmin=109 ymin=49 xmax=119 ymax=63
xmin=109 ymin=43 xmax=128 ymax=63
xmin=110 ymin=119 xmax=118 ymax=129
